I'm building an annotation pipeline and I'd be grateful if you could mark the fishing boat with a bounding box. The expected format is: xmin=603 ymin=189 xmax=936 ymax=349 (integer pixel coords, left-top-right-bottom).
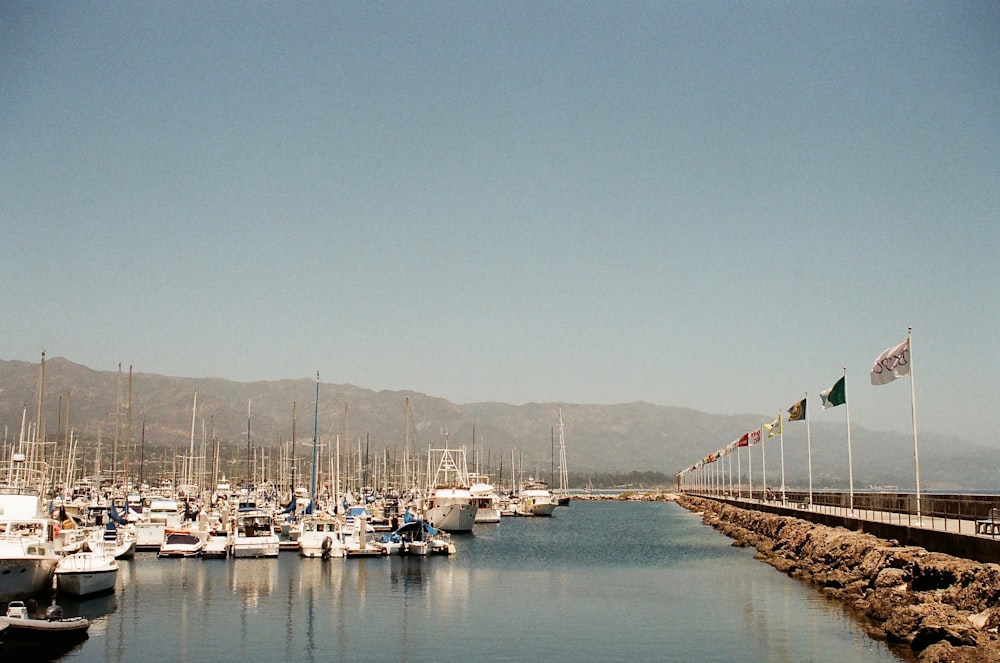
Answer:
xmin=421 ymin=441 xmax=478 ymax=532
xmin=55 ymin=540 xmax=118 ymax=597
xmin=0 ymin=601 xmax=89 ymax=637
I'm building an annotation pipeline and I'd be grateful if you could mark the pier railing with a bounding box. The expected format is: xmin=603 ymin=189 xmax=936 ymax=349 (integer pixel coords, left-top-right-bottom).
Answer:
xmin=682 ymin=489 xmax=1000 ymax=538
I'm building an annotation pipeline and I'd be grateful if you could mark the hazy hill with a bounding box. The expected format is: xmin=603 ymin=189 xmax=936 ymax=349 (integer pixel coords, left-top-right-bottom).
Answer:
xmin=0 ymin=357 xmax=995 ymax=489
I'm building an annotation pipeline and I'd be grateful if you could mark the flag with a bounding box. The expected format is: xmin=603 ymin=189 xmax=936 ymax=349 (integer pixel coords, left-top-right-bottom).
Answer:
xmin=749 ymin=427 xmax=763 ymax=445
xmin=787 ymin=398 xmax=806 ymax=421
xmin=764 ymin=414 xmax=782 ymax=438
xmin=871 ymin=337 xmax=910 ymax=386
xmin=736 ymin=432 xmax=749 ymax=448
xmin=820 ymin=376 xmax=846 ymax=409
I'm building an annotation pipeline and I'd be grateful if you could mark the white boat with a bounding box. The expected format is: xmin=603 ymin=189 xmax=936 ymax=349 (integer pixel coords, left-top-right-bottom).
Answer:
xmin=0 ymin=600 xmax=89 ymax=637
xmin=516 ymin=478 xmax=558 ymax=517
xmin=158 ymin=529 xmax=205 ymax=558
xmin=469 ymin=479 xmax=502 ymax=523
xmin=298 ymin=515 xmax=346 ymax=559
xmin=134 ymin=497 xmax=182 ymax=551
xmin=228 ymin=509 xmax=280 ymax=558
xmin=421 ymin=443 xmax=478 ymax=532
xmin=55 ymin=541 xmax=118 ymax=597
xmin=0 ymin=486 xmax=62 ymax=602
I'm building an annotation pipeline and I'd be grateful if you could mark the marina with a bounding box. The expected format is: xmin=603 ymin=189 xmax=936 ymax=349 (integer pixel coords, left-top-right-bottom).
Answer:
xmin=0 ymin=500 xmax=907 ymax=663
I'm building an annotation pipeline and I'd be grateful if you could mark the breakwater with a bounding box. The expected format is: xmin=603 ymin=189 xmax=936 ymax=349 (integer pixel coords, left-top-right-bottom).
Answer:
xmin=677 ymin=495 xmax=1000 ymax=663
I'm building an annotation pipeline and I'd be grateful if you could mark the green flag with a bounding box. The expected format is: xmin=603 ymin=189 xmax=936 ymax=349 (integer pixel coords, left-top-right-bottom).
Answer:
xmin=820 ymin=376 xmax=846 ymax=409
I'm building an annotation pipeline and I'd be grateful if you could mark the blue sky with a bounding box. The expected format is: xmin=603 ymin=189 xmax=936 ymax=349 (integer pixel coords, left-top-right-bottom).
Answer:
xmin=2 ymin=2 xmax=998 ymax=445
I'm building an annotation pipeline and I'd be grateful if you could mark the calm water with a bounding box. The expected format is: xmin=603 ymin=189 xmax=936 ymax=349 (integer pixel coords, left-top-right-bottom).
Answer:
xmin=24 ymin=500 xmax=908 ymax=663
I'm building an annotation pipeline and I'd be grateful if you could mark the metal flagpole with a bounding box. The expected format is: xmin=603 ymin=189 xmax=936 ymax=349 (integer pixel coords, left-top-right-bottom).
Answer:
xmin=778 ymin=412 xmax=786 ymax=504
xmin=805 ymin=391 xmax=813 ymax=508
xmin=909 ymin=326 xmax=921 ymax=521
xmin=748 ymin=436 xmax=753 ymax=500
xmin=760 ymin=421 xmax=767 ymax=500
xmin=737 ymin=444 xmax=742 ymax=498
xmin=844 ymin=367 xmax=854 ymax=512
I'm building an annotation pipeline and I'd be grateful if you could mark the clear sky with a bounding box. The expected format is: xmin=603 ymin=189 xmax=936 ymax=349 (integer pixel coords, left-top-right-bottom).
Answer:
xmin=2 ymin=2 xmax=997 ymax=445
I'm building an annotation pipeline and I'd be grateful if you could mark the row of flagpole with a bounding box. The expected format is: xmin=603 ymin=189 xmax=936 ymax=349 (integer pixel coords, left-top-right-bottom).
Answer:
xmin=677 ymin=328 xmax=920 ymax=518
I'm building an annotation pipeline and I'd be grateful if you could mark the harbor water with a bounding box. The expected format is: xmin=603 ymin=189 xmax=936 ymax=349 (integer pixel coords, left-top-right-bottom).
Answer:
xmin=29 ymin=500 xmax=908 ymax=663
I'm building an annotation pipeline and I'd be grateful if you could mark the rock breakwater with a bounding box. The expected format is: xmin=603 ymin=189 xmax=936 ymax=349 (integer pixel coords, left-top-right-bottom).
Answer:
xmin=677 ymin=495 xmax=1000 ymax=663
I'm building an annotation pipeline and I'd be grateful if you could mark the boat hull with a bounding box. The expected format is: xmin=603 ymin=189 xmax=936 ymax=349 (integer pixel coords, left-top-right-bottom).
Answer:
xmin=228 ymin=537 xmax=279 ymax=558
xmin=0 ymin=556 xmax=58 ymax=602
xmin=55 ymin=567 xmax=117 ymax=597
xmin=0 ymin=615 xmax=90 ymax=637
xmin=424 ymin=498 xmax=477 ymax=532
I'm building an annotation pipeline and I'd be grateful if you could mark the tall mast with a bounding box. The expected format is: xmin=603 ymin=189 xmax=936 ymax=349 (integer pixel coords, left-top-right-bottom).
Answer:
xmin=310 ymin=372 xmax=319 ymax=512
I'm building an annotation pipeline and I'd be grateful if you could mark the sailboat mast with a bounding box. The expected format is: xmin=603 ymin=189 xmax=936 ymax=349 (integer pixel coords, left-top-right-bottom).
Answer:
xmin=311 ymin=372 xmax=319 ymax=511
xmin=189 ymin=392 xmax=198 ymax=491
xmin=245 ymin=398 xmax=252 ymax=493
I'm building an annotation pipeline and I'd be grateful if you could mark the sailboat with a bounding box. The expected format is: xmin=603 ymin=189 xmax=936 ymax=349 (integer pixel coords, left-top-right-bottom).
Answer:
xmin=555 ymin=408 xmax=571 ymax=507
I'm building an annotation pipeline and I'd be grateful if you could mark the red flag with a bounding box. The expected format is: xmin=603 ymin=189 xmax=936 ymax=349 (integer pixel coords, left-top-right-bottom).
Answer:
xmin=737 ymin=432 xmax=749 ymax=448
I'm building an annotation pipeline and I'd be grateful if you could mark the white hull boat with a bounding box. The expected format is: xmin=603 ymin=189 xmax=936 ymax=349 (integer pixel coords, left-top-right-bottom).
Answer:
xmin=516 ymin=479 xmax=558 ymax=517
xmin=228 ymin=510 xmax=280 ymax=558
xmin=299 ymin=517 xmax=346 ymax=559
xmin=55 ymin=543 xmax=118 ymax=597
xmin=0 ymin=487 xmax=61 ymax=602
xmin=158 ymin=529 xmax=205 ymax=558
xmin=422 ymin=443 xmax=478 ymax=532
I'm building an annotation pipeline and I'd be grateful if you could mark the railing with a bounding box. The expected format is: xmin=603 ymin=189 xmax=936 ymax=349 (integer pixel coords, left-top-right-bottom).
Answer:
xmin=682 ymin=488 xmax=1000 ymax=537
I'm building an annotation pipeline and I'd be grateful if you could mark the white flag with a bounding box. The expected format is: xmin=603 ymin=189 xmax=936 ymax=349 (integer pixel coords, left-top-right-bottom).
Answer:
xmin=871 ymin=338 xmax=910 ymax=386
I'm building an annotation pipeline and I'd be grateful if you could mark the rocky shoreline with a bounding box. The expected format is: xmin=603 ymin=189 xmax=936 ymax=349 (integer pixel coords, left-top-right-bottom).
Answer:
xmin=675 ymin=495 xmax=1000 ymax=663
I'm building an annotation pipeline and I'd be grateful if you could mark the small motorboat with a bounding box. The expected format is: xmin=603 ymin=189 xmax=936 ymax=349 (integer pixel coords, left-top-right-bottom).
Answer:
xmin=0 ymin=601 xmax=89 ymax=637
xmin=158 ymin=529 xmax=205 ymax=558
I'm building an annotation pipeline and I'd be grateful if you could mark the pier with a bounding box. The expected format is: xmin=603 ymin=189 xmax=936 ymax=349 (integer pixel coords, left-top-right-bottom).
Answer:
xmin=683 ymin=489 xmax=1000 ymax=564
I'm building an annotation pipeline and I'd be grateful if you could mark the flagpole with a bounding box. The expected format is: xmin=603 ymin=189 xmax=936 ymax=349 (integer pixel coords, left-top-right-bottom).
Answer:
xmin=748 ymin=436 xmax=753 ymax=500
xmin=760 ymin=421 xmax=767 ymax=500
xmin=805 ymin=391 xmax=813 ymax=509
xmin=909 ymin=326 xmax=921 ymax=521
xmin=844 ymin=367 xmax=854 ymax=513
xmin=778 ymin=412 xmax=786 ymax=505
xmin=737 ymin=444 xmax=742 ymax=498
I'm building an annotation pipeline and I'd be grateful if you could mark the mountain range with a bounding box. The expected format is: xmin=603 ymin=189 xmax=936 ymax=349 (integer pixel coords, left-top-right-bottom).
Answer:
xmin=0 ymin=357 xmax=994 ymax=490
